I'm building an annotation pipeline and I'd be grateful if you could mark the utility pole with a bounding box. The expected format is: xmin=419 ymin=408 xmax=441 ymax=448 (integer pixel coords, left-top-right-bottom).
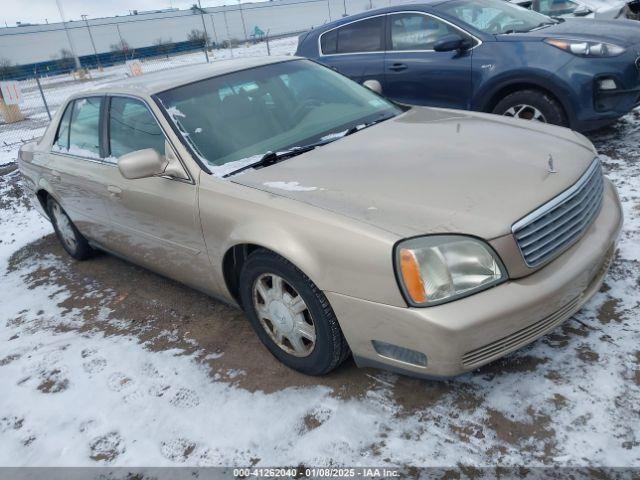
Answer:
xmin=238 ymin=0 xmax=247 ymax=41
xmin=81 ymin=14 xmax=101 ymax=70
xmin=327 ymin=0 xmax=332 ymax=21
xmin=343 ymin=0 xmax=348 ymax=17
xmin=56 ymin=0 xmax=82 ymax=70
xmin=209 ymin=14 xmax=219 ymax=46
xmin=223 ymin=10 xmax=233 ymax=58
xmin=196 ymin=0 xmax=210 ymax=63
xmin=116 ymin=23 xmax=127 ymax=61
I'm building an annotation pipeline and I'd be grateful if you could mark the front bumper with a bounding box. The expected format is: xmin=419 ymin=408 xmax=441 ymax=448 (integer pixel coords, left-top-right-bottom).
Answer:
xmin=558 ymin=48 xmax=640 ymax=131
xmin=328 ymin=179 xmax=623 ymax=378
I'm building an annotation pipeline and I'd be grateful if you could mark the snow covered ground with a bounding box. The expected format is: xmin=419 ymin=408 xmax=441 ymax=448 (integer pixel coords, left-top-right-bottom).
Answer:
xmin=0 ymin=38 xmax=639 ymax=469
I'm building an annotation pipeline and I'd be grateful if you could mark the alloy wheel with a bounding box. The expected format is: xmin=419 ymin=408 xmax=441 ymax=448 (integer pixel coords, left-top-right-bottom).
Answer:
xmin=252 ymin=273 xmax=316 ymax=357
xmin=503 ymin=104 xmax=547 ymax=123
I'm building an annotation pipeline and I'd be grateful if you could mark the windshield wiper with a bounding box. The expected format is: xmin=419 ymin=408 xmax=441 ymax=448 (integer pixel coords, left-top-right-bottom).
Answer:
xmin=528 ymin=21 xmax=556 ymax=31
xmin=222 ymin=142 xmax=328 ymax=178
xmin=222 ymin=113 xmax=397 ymax=178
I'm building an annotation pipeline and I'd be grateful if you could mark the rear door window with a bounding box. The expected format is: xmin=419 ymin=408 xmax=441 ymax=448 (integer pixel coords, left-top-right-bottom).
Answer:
xmin=109 ymin=97 xmax=166 ymax=160
xmin=321 ymin=16 xmax=385 ymax=54
xmin=67 ymin=97 xmax=103 ymax=159
xmin=389 ymin=13 xmax=461 ymax=51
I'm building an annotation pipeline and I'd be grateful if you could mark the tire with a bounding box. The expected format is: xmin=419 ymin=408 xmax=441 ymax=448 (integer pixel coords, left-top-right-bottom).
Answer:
xmin=47 ymin=196 xmax=94 ymax=260
xmin=492 ymin=89 xmax=568 ymax=127
xmin=239 ymin=249 xmax=350 ymax=375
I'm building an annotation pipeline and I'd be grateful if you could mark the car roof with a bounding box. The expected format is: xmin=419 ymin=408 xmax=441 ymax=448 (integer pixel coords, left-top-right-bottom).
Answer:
xmin=307 ymin=1 xmax=446 ymax=31
xmin=85 ymin=56 xmax=299 ymax=96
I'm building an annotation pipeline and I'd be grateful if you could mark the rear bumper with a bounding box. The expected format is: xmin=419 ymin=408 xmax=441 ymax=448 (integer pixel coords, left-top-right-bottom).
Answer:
xmin=328 ymin=179 xmax=623 ymax=378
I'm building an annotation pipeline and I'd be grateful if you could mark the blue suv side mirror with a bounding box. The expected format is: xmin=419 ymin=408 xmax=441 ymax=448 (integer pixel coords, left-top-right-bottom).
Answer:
xmin=433 ymin=34 xmax=473 ymax=53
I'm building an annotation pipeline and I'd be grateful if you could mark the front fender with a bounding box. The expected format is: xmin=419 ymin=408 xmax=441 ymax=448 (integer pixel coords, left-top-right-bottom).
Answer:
xmin=473 ymin=71 xmax=578 ymax=126
xmin=198 ymin=175 xmax=405 ymax=307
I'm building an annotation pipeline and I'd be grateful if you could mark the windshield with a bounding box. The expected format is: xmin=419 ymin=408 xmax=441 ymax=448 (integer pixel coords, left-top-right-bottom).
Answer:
xmin=156 ymin=60 xmax=401 ymax=174
xmin=531 ymin=0 xmax=582 ymax=17
xmin=436 ymin=0 xmax=555 ymax=35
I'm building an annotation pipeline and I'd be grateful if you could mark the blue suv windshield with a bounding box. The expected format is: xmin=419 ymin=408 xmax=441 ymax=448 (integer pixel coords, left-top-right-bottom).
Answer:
xmin=437 ymin=0 xmax=556 ymax=34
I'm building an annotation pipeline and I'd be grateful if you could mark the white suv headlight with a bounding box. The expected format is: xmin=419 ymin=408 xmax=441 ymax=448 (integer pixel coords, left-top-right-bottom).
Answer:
xmin=395 ymin=235 xmax=507 ymax=307
xmin=545 ymin=38 xmax=625 ymax=57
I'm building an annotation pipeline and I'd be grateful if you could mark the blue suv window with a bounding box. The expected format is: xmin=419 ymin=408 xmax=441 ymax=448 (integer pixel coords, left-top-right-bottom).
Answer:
xmin=389 ymin=13 xmax=460 ymax=51
xmin=321 ymin=16 xmax=385 ymax=54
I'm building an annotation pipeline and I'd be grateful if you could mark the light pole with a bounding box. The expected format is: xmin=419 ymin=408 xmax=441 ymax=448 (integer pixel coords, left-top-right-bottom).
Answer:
xmin=55 ymin=0 xmax=81 ymax=70
xmin=223 ymin=10 xmax=233 ymax=58
xmin=81 ymin=14 xmax=101 ymax=70
xmin=196 ymin=0 xmax=210 ymax=63
xmin=116 ymin=23 xmax=127 ymax=61
xmin=238 ymin=0 xmax=248 ymax=41
xmin=343 ymin=0 xmax=347 ymax=17
xmin=209 ymin=14 xmax=219 ymax=46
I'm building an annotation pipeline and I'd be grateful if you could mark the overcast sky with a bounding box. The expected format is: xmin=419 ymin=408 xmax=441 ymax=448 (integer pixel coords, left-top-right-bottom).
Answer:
xmin=1 ymin=0 xmax=260 ymax=26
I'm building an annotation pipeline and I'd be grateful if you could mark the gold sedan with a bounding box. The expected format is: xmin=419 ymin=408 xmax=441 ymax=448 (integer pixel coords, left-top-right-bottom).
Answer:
xmin=18 ymin=57 xmax=623 ymax=378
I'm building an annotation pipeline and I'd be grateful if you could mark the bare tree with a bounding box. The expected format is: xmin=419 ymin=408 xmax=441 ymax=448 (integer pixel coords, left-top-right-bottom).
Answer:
xmin=153 ymin=38 xmax=173 ymax=58
xmin=187 ymin=29 xmax=208 ymax=47
xmin=110 ymin=40 xmax=131 ymax=60
xmin=0 ymin=58 xmax=17 ymax=79
xmin=56 ymin=48 xmax=76 ymax=71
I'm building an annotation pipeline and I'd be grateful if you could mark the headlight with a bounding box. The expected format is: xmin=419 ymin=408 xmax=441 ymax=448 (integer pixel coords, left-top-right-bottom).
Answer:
xmin=395 ymin=235 xmax=507 ymax=307
xmin=545 ymin=38 xmax=625 ymax=57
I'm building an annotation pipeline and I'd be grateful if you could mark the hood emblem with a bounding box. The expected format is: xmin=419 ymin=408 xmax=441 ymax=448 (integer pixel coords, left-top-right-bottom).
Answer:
xmin=548 ymin=154 xmax=557 ymax=174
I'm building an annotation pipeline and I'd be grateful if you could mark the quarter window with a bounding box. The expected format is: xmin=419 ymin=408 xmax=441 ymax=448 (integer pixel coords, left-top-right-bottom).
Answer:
xmin=109 ymin=97 xmax=166 ymax=160
xmin=53 ymin=102 xmax=73 ymax=151
xmin=390 ymin=13 xmax=461 ymax=51
xmin=321 ymin=16 xmax=385 ymax=54
xmin=68 ymin=97 xmax=103 ymax=158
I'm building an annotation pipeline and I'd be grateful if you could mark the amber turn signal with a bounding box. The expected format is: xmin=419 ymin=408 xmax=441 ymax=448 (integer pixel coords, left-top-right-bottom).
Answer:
xmin=398 ymin=249 xmax=426 ymax=304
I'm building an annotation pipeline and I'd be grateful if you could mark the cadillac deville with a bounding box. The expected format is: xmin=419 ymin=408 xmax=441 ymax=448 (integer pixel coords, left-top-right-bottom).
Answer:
xmin=17 ymin=57 xmax=623 ymax=378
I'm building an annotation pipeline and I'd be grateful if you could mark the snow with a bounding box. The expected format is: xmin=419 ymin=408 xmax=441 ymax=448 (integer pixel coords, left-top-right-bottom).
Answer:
xmin=0 ymin=35 xmax=639 ymax=468
xmin=52 ymin=144 xmax=101 ymax=160
xmin=263 ymin=181 xmax=318 ymax=192
xmin=166 ymin=107 xmax=186 ymax=119
xmin=209 ymin=154 xmax=263 ymax=178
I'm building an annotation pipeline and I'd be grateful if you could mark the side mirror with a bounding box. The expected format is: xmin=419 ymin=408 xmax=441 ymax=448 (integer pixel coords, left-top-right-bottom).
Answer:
xmin=573 ymin=5 xmax=592 ymax=16
xmin=118 ymin=148 xmax=168 ymax=180
xmin=363 ymin=79 xmax=383 ymax=95
xmin=433 ymin=34 xmax=472 ymax=52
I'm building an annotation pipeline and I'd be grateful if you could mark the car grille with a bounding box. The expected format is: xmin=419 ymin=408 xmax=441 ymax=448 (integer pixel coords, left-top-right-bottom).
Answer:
xmin=512 ymin=159 xmax=604 ymax=268
xmin=461 ymin=296 xmax=581 ymax=368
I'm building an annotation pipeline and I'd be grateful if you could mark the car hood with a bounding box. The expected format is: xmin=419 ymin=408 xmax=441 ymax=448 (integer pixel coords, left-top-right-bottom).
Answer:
xmin=231 ymin=108 xmax=597 ymax=240
xmin=504 ymin=18 xmax=640 ymax=46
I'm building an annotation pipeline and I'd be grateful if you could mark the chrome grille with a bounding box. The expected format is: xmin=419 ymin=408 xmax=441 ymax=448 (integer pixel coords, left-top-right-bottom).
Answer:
xmin=513 ymin=159 xmax=604 ymax=267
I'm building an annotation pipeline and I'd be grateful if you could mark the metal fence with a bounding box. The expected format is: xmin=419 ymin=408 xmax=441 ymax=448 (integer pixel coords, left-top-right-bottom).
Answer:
xmin=0 ymin=34 xmax=299 ymax=156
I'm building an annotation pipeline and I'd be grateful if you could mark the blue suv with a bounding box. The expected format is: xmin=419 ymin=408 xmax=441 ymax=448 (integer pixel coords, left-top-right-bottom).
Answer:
xmin=296 ymin=0 xmax=640 ymax=131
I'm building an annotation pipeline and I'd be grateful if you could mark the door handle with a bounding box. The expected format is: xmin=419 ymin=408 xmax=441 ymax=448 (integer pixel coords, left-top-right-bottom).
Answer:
xmin=107 ymin=185 xmax=122 ymax=198
xmin=51 ymin=170 xmax=61 ymax=181
xmin=389 ymin=63 xmax=408 ymax=72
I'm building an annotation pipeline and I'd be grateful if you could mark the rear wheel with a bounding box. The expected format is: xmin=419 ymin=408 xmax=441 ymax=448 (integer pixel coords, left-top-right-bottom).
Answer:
xmin=47 ymin=197 xmax=94 ymax=260
xmin=239 ymin=249 xmax=350 ymax=375
xmin=493 ymin=89 xmax=568 ymax=127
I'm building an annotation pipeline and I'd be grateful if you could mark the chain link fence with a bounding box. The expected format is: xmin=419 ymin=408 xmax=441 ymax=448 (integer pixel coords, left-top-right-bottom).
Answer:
xmin=0 ymin=0 xmax=418 ymax=162
xmin=0 ymin=34 xmax=300 ymax=163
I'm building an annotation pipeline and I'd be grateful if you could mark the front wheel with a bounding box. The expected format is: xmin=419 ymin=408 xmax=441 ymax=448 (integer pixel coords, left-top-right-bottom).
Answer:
xmin=47 ymin=197 xmax=95 ymax=260
xmin=492 ymin=89 xmax=568 ymax=127
xmin=239 ymin=249 xmax=350 ymax=375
